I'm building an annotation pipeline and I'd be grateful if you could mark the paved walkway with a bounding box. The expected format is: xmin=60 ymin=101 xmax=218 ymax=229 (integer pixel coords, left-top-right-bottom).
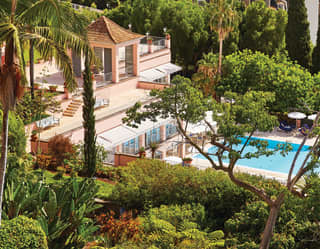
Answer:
xmin=39 ymin=89 xmax=151 ymax=140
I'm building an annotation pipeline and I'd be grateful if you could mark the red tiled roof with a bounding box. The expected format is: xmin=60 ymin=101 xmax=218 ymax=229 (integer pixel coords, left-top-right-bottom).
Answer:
xmin=88 ymin=16 xmax=144 ymax=45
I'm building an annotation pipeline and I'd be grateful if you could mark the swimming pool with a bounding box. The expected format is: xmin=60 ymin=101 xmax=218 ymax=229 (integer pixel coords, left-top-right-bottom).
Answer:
xmin=193 ymin=137 xmax=311 ymax=175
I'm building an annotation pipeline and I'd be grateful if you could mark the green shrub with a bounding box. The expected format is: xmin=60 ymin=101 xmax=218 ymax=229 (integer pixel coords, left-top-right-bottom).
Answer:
xmin=110 ymin=159 xmax=251 ymax=229
xmin=141 ymin=204 xmax=225 ymax=249
xmin=0 ymin=216 xmax=48 ymax=249
xmin=0 ymin=111 xmax=26 ymax=156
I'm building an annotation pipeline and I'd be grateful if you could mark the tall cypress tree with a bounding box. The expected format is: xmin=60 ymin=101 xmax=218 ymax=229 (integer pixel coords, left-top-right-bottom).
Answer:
xmin=82 ymin=49 xmax=97 ymax=177
xmin=312 ymin=16 xmax=320 ymax=74
xmin=285 ymin=0 xmax=312 ymax=69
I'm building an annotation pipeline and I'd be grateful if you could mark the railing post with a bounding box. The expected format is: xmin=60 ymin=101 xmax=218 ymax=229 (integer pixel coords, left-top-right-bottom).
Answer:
xmin=148 ymin=38 xmax=153 ymax=53
xmin=165 ymin=34 xmax=171 ymax=49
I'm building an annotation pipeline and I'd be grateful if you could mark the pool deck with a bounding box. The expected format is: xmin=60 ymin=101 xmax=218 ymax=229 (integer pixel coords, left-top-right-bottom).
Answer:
xmin=188 ymin=129 xmax=318 ymax=183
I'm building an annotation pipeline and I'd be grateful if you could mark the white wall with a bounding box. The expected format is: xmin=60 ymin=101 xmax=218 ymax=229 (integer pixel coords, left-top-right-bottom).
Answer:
xmin=305 ymin=0 xmax=319 ymax=45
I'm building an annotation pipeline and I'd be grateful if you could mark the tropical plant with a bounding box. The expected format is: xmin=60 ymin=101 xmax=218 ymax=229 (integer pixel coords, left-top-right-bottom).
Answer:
xmin=0 ymin=0 xmax=92 ymax=226
xmin=209 ymin=0 xmax=238 ymax=74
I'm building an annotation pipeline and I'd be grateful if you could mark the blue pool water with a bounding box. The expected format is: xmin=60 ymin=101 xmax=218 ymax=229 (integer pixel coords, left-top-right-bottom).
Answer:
xmin=193 ymin=137 xmax=311 ymax=175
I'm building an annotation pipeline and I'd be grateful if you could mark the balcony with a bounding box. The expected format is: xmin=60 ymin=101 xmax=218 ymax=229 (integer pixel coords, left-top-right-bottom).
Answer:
xmin=139 ymin=36 xmax=166 ymax=56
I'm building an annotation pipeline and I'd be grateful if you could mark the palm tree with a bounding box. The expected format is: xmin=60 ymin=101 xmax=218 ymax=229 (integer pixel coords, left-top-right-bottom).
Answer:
xmin=209 ymin=0 xmax=237 ymax=75
xmin=192 ymin=52 xmax=219 ymax=99
xmin=0 ymin=0 xmax=91 ymax=226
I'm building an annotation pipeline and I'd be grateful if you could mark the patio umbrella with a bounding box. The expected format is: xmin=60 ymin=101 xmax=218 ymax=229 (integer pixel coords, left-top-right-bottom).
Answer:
xmin=288 ymin=112 xmax=306 ymax=128
xmin=308 ymin=114 xmax=317 ymax=121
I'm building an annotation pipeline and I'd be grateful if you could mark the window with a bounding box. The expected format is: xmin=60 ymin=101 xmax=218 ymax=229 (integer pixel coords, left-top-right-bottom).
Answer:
xmin=166 ymin=123 xmax=177 ymax=139
xmin=145 ymin=127 xmax=161 ymax=147
xmin=122 ymin=137 xmax=139 ymax=154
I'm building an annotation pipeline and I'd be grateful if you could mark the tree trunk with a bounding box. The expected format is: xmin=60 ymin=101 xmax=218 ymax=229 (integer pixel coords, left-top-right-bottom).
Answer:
xmin=0 ymin=108 xmax=9 ymax=226
xmin=218 ymin=38 xmax=223 ymax=75
xmin=29 ymin=40 xmax=34 ymax=99
xmin=259 ymin=195 xmax=285 ymax=249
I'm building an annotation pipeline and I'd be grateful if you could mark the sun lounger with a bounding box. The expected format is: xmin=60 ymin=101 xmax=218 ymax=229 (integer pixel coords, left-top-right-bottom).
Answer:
xmin=94 ymin=98 xmax=109 ymax=109
xmin=299 ymin=124 xmax=311 ymax=136
xmin=279 ymin=121 xmax=295 ymax=132
xmin=36 ymin=116 xmax=60 ymax=129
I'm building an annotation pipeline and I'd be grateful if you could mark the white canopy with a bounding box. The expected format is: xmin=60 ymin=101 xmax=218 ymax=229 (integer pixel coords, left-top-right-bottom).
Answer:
xmin=125 ymin=118 xmax=170 ymax=135
xmin=288 ymin=112 xmax=306 ymax=120
xmin=164 ymin=156 xmax=182 ymax=165
xmin=96 ymin=136 xmax=113 ymax=150
xmin=139 ymin=63 xmax=182 ymax=82
xmin=308 ymin=114 xmax=317 ymax=121
xmin=157 ymin=63 xmax=182 ymax=74
xmin=98 ymin=126 xmax=137 ymax=148
xmin=139 ymin=68 xmax=166 ymax=82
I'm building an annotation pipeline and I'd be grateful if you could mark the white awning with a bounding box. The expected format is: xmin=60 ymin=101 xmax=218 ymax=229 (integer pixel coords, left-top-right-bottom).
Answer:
xmin=139 ymin=63 xmax=182 ymax=82
xmin=125 ymin=118 xmax=171 ymax=135
xmin=98 ymin=126 xmax=137 ymax=148
xmin=157 ymin=63 xmax=182 ymax=74
xmin=139 ymin=68 xmax=167 ymax=82
xmin=96 ymin=136 xmax=113 ymax=150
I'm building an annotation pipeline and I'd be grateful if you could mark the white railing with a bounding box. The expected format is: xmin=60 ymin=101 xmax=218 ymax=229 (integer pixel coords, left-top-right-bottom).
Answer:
xmin=139 ymin=36 xmax=166 ymax=55
xmin=71 ymin=3 xmax=103 ymax=13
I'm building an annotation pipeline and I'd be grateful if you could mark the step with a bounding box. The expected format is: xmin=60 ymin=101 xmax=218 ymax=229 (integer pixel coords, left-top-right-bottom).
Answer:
xmin=69 ymin=103 xmax=81 ymax=108
xmin=63 ymin=113 xmax=74 ymax=117
xmin=66 ymin=107 xmax=78 ymax=111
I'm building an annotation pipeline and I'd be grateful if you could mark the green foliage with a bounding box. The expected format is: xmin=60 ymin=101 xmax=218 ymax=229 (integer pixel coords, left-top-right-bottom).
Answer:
xmin=2 ymin=174 xmax=100 ymax=249
xmin=0 ymin=216 xmax=48 ymax=249
xmin=82 ymin=50 xmax=97 ymax=177
xmin=0 ymin=111 xmax=26 ymax=156
xmin=239 ymin=0 xmax=287 ymax=56
xmin=217 ymin=50 xmax=315 ymax=112
xmin=285 ymin=0 xmax=312 ymax=69
xmin=141 ymin=204 xmax=225 ymax=249
xmin=110 ymin=159 xmax=251 ymax=229
xmin=15 ymin=90 xmax=61 ymax=125
xmin=225 ymin=201 xmax=296 ymax=249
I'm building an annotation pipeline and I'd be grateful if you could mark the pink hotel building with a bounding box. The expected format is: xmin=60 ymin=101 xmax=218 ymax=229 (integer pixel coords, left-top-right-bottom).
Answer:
xmin=32 ymin=16 xmax=181 ymax=161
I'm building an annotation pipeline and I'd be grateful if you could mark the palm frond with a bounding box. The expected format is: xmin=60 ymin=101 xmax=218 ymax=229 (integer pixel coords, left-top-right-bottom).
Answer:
xmin=0 ymin=23 xmax=16 ymax=43
xmin=25 ymin=32 xmax=77 ymax=91
xmin=18 ymin=0 xmax=61 ymax=27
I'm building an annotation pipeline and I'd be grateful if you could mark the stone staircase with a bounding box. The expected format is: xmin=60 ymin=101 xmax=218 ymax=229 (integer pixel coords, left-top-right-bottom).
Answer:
xmin=63 ymin=99 xmax=82 ymax=117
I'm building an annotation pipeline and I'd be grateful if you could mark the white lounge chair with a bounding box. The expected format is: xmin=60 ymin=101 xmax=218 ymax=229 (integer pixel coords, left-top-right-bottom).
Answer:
xmin=36 ymin=116 xmax=60 ymax=129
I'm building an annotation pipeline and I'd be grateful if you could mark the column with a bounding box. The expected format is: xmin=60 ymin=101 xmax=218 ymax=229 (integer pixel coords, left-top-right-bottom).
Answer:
xmin=138 ymin=134 xmax=145 ymax=148
xmin=160 ymin=125 xmax=166 ymax=142
xmin=112 ymin=47 xmax=119 ymax=83
xmin=133 ymin=43 xmax=140 ymax=76
xmin=165 ymin=34 xmax=171 ymax=49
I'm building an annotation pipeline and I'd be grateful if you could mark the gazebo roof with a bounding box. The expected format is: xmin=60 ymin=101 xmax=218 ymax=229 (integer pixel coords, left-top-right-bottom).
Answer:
xmin=88 ymin=16 xmax=144 ymax=45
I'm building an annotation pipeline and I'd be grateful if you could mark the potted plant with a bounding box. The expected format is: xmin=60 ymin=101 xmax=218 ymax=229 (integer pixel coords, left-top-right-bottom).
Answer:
xmin=49 ymin=85 xmax=58 ymax=92
xmin=31 ymin=130 xmax=38 ymax=141
xmin=138 ymin=147 xmax=146 ymax=158
xmin=182 ymin=157 xmax=193 ymax=166
xmin=34 ymin=83 xmax=40 ymax=90
xmin=147 ymin=36 xmax=153 ymax=45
